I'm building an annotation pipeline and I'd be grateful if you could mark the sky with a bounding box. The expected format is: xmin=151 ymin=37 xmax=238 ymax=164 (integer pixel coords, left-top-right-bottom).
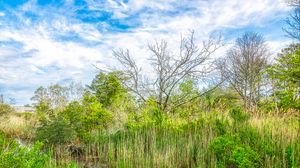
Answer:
xmin=0 ymin=0 xmax=294 ymax=105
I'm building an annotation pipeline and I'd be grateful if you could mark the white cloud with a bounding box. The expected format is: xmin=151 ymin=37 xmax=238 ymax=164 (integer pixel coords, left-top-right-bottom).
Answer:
xmin=268 ymin=40 xmax=291 ymax=56
xmin=0 ymin=0 xmax=293 ymax=105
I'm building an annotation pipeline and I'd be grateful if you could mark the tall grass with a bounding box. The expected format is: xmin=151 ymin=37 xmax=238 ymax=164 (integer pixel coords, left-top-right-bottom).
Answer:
xmin=0 ymin=109 xmax=298 ymax=167
xmin=51 ymin=112 xmax=300 ymax=168
xmin=0 ymin=112 xmax=37 ymax=139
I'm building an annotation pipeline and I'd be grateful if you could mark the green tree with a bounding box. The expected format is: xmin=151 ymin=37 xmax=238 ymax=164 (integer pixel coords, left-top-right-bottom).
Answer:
xmin=88 ymin=72 xmax=126 ymax=107
xmin=81 ymin=92 xmax=113 ymax=131
xmin=267 ymin=43 xmax=300 ymax=110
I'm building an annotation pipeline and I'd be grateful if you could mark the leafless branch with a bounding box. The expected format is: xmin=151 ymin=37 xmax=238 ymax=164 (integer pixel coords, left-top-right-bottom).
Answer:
xmin=113 ymin=31 xmax=222 ymax=111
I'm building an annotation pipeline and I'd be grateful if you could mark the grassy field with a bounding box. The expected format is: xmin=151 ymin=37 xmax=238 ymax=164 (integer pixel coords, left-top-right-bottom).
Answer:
xmin=1 ymin=110 xmax=298 ymax=168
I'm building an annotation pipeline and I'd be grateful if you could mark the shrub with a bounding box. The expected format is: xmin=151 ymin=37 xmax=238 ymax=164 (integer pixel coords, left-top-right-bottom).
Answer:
xmin=209 ymin=134 xmax=240 ymax=166
xmin=0 ymin=132 xmax=50 ymax=168
xmin=81 ymin=93 xmax=113 ymax=131
xmin=229 ymin=107 xmax=249 ymax=124
xmin=230 ymin=146 xmax=261 ymax=168
xmin=61 ymin=101 xmax=84 ymax=135
xmin=35 ymin=101 xmax=54 ymax=122
xmin=210 ymin=134 xmax=261 ymax=168
xmin=212 ymin=118 xmax=228 ymax=136
xmin=36 ymin=116 xmax=76 ymax=145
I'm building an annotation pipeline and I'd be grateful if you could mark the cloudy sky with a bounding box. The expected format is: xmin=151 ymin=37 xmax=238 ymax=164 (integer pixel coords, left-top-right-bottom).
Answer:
xmin=0 ymin=0 xmax=293 ymax=105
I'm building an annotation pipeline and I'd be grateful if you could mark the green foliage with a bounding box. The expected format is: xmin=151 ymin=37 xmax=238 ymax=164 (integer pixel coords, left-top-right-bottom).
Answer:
xmin=35 ymin=89 xmax=116 ymax=144
xmin=209 ymin=134 xmax=240 ymax=164
xmin=212 ymin=118 xmax=229 ymax=136
xmin=35 ymin=100 xmax=77 ymax=145
xmin=285 ymin=145 xmax=293 ymax=168
xmin=125 ymin=97 xmax=168 ymax=128
xmin=26 ymin=60 xmax=300 ymax=167
xmin=230 ymin=146 xmax=261 ymax=168
xmin=212 ymin=87 xmax=242 ymax=109
xmin=36 ymin=116 xmax=76 ymax=145
xmin=35 ymin=93 xmax=114 ymax=144
xmin=178 ymin=79 xmax=198 ymax=96
xmin=0 ymin=132 xmax=79 ymax=167
xmin=60 ymin=101 xmax=84 ymax=135
xmin=88 ymin=72 xmax=126 ymax=107
xmin=267 ymin=44 xmax=300 ymax=110
xmin=274 ymin=44 xmax=300 ymax=84
xmin=144 ymin=98 xmax=166 ymax=125
xmin=195 ymin=87 xmax=241 ymax=112
xmin=209 ymin=107 xmax=283 ymax=168
xmin=229 ymin=107 xmax=249 ymax=124
xmin=81 ymin=93 xmax=114 ymax=130
xmin=275 ymin=89 xmax=300 ymax=110
xmin=210 ymin=134 xmax=261 ymax=167
xmin=0 ymin=103 xmax=15 ymax=116
xmin=35 ymin=101 xmax=54 ymax=121
xmin=0 ymin=133 xmax=50 ymax=168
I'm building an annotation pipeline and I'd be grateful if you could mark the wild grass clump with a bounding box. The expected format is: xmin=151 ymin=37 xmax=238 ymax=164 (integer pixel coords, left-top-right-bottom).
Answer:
xmin=210 ymin=107 xmax=300 ymax=168
xmin=0 ymin=112 xmax=37 ymax=139
xmin=0 ymin=103 xmax=15 ymax=116
xmin=45 ymin=108 xmax=299 ymax=168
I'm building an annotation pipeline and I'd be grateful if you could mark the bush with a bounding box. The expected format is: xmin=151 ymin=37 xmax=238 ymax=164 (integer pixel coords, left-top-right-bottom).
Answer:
xmin=61 ymin=101 xmax=84 ymax=135
xmin=36 ymin=116 xmax=76 ymax=145
xmin=229 ymin=107 xmax=249 ymax=124
xmin=209 ymin=134 xmax=239 ymax=166
xmin=81 ymin=93 xmax=114 ymax=131
xmin=210 ymin=134 xmax=261 ymax=168
xmin=35 ymin=92 xmax=115 ymax=144
xmin=212 ymin=118 xmax=229 ymax=136
xmin=0 ymin=132 xmax=50 ymax=168
xmin=230 ymin=146 xmax=261 ymax=168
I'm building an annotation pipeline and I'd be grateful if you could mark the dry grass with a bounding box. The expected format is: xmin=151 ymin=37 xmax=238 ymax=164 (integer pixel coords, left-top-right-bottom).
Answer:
xmin=249 ymin=112 xmax=299 ymax=141
xmin=0 ymin=112 xmax=37 ymax=139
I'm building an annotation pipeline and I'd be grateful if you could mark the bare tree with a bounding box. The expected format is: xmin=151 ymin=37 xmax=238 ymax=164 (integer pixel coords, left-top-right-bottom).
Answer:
xmin=218 ymin=32 xmax=269 ymax=111
xmin=283 ymin=1 xmax=300 ymax=41
xmin=113 ymin=31 xmax=222 ymax=111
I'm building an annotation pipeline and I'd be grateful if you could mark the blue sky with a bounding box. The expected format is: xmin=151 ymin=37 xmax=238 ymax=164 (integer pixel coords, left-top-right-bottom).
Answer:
xmin=0 ymin=0 xmax=293 ymax=105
